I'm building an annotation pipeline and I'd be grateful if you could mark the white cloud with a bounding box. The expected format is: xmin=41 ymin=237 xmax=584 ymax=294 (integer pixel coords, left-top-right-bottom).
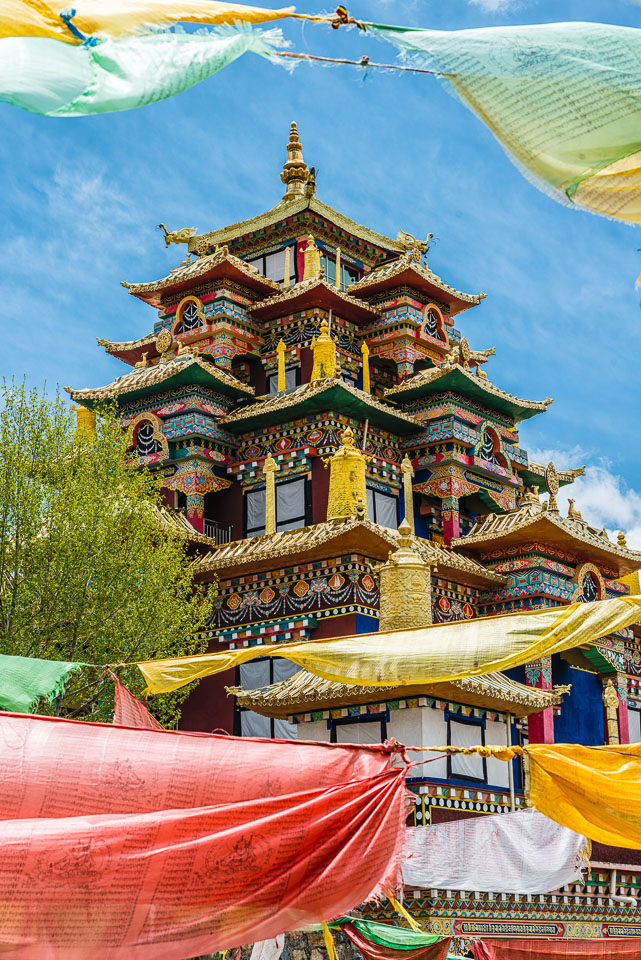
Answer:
xmin=468 ymin=0 xmax=518 ymax=11
xmin=529 ymin=447 xmax=641 ymax=550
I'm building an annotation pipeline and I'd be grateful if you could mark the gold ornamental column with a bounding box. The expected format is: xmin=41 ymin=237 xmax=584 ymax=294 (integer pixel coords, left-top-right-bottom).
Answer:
xmin=401 ymin=454 xmax=414 ymax=533
xmin=326 ymin=426 xmax=367 ymax=520
xmin=603 ymin=678 xmax=621 ymax=745
xmin=361 ymin=341 xmax=370 ymax=394
xmin=76 ymin=406 xmax=97 ymax=439
xmin=276 ymin=339 xmax=286 ymax=392
xmin=378 ymin=519 xmax=432 ymax=632
xmin=263 ymin=454 xmax=279 ymax=535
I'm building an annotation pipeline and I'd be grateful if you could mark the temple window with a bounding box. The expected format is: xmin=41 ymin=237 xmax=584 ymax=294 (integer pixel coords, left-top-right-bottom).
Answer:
xmin=135 ymin=421 xmax=162 ymax=457
xmin=421 ymin=303 xmax=445 ymax=342
xmin=424 ymin=308 xmax=440 ymax=339
xmin=320 ymin=254 xmax=360 ymax=291
xmin=237 ymin=659 xmax=298 ymax=739
xmin=447 ymin=714 xmax=488 ymax=783
xmin=581 ymin=572 xmax=599 ymax=603
xmin=247 ymin=246 xmax=296 ymax=288
xmin=628 ymin=707 xmax=641 ymax=743
xmin=245 ymin=476 xmax=309 ymax=537
xmin=267 ymin=367 xmax=299 ymax=394
xmin=330 ymin=713 xmax=388 ymax=744
xmin=175 ymin=297 xmax=204 ymax=334
xmin=366 ymin=487 xmax=398 ymax=528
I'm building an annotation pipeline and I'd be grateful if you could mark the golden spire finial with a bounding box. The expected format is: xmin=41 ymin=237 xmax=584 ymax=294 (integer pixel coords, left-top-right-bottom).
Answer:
xmin=303 ymin=234 xmax=321 ymax=281
xmin=326 ymin=426 xmax=367 ymax=521
xmin=310 ymin=318 xmax=337 ymax=381
xmin=280 ymin=121 xmax=312 ymax=201
xmin=618 ymin=531 xmax=628 ymax=547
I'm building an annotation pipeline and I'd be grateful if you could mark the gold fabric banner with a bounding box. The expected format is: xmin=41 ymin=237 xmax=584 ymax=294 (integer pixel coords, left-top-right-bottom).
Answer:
xmin=1 ymin=0 xmax=297 ymax=43
xmin=137 ymin=595 xmax=641 ymax=695
xmin=527 ymin=742 xmax=641 ymax=849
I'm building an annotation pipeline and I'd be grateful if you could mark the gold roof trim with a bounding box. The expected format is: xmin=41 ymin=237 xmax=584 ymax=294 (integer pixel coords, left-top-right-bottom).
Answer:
xmin=195 ymin=516 xmax=505 ymax=586
xmin=248 ymin=277 xmax=378 ymax=318
xmin=385 ymin=360 xmax=551 ymax=412
xmin=453 ymin=501 xmax=641 ymax=573
xmin=65 ymin=352 xmax=254 ymax=402
xmin=154 ymin=504 xmax=218 ymax=546
xmin=219 ymin=377 xmax=420 ymax=427
xmin=97 ymin=333 xmax=156 ymax=354
xmin=348 ymin=256 xmax=485 ymax=307
xmin=526 ymin=460 xmax=586 ymax=485
xmin=124 ymin=248 xmax=279 ymax=304
xmin=228 ymin=667 xmax=569 ymax=719
xmin=189 ymin=196 xmax=406 ymax=256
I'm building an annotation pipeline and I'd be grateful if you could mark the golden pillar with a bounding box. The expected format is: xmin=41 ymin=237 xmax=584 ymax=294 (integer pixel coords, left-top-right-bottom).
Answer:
xmin=401 ymin=455 xmax=414 ymax=533
xmin=326 ymin=426 xmax=368 ymax=521
xmin=335 ymin=246 xmax=341 ymax=289
xmin=303 ymin=234 xmax=321 ymax=281
xmin=361 ymin=341 xmax=370 ymax=394
xmin=379 ymin=519 xmax=432 ymax=632
xmin=276 ymin=339 xmax=286 ymax=392
xmin=603 ymin=678 xmax=620 ymax=745
xmin=311 ymin=319 xmax=337 ymax=381
xmin=283 ymin=246 xmax=291 ymax=288
xmin=264 ymin=455 xmax=279 ymax=535
xmin=76 ymin=406 xmax=97 ymax=439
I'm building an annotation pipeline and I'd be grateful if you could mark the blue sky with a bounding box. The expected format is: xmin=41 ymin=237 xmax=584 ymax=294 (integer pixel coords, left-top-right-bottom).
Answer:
xmin=1 ymin=0 xmax=641 ymax=540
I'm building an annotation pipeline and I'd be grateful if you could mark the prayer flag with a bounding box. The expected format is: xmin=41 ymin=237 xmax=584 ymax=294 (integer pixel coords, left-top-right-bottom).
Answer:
xmin=0 ymin=26 xmax=281 ymax=117
xmin=0 ymin=653 xmax=81 ymax=713
xmin=370 ymin=21 xmax=641 ymax=223
xmin=0 ymin=0 xmax=296 ymax=43
xmin=402 ymin=809 xmax=588 ymax=894
xmin=527 ymin=741 xmax=641 ymax=849
xmin=136 ymin=596 xmax=641 ymax=695
xmin=0 ymin=711 xmax=401 ymax=819
xmin=336 ymin=920 xmax=450 ymax=960
xmin=474 ymin=940 xmax=641 ymax=959
xmin=112 ymin=675 xmax=163 ymax=729
xmin=0 ymin=767 xmax=408 ymax=959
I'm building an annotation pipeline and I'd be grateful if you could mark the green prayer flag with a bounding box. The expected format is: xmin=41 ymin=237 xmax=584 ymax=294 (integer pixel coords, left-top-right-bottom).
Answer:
xmin=369 ymin=21 xmax=641 ymax=223
xmin=0 ymin=26 xmax=282 ymax=117
xmin=0 ymin=653 xmax=82 ymax=713
xmin=332 ymin=919 xmax=442 ymax=950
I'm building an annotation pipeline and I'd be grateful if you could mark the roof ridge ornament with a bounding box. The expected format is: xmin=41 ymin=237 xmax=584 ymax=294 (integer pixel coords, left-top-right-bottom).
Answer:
xmin=396 ymin=229 xmax=433 ymax=266
xmin=545 ymin=461 xmax=560 ymax=513
xmin=281 ymin=121 xmax=314 ymax=201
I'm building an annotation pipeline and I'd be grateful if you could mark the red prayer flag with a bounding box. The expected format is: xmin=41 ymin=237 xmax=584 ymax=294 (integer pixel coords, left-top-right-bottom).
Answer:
xmin=474 ymin=940 xmax=641 ymax=959
xmin=112 ymin=675 xmax=163 ymax=730
xmin=0 ymin=712 xmax=400 ymax=819
xmin=341 ymin=923 xmax=451 ymax=960
xmin=0 ymin=767 xmax=408 ymax=959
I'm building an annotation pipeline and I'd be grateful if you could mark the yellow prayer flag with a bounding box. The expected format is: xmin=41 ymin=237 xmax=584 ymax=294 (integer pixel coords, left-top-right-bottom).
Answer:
xmin=1 ymin=0 xmax=298 ymax=43
xmin=137 ymin=595 xmax=641 ymax=695
xmin=527 ymin=742 xmax=641 ymax=849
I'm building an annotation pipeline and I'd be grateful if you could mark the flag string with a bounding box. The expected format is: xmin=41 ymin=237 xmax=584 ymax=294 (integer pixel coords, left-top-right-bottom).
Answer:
xmin=276 ymin=51 xmax=445 ymax=76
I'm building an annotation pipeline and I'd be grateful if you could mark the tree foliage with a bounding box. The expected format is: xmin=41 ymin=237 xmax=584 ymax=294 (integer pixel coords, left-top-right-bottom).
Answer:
xmin=0 ymin=381 xmax=212 ymax=724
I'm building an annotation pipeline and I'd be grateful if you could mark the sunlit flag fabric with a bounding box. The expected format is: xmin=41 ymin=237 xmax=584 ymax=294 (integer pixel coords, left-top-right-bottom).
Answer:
xmin=0 ymin=711 xmax=401 ymax=818
xmin=473 ymin=940 xmax=641 ymax=959
xmin=402 ymin=808 xmax=589 ymax=894
xmin=0 ymin=653 xmax=81 ymax=713
xmin=369 ymin=21 xmax=641 ymax=224
xmin=136 ymin=596 xmax=641 ymax=694
xmin=333 ymin=919 xmax=451 ymax=960
xmin=0 ymin=0 xmax=297 ymax=42
xmin=0 ymin=713 xmax=408 ymax=958
xmin=0 ymin=26 xmax=282 ymax=117
xmin=111 ymin=674 xmax=163 ymax=729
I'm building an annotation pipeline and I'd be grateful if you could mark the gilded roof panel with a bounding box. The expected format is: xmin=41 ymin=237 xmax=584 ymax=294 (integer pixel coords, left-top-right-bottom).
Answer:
xmin=66 ymin=353 xmax=254 ymax=405
xmin=454 ymin=502 xmax=641 ymax=576
xmin=385 ymin=363 xmax=551 ymax=422
xmin=248 ymin=278 xmax=378 ymax=322
xmin=228 ymin=667 xmax=569 ymax=719
xmin=220 ymin=378 xmax=422 ymax=434
xmin=195 ymin=516 xmax=505 ymax=587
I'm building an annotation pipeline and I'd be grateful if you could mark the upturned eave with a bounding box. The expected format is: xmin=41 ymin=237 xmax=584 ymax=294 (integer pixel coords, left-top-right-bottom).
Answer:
xmin=349 ymin=257 xmax=485 ymax=316
xmin=248 ymin=278 xmax=378 ymax=323
xmin=96 ymin=333 xmax=158 ymax=367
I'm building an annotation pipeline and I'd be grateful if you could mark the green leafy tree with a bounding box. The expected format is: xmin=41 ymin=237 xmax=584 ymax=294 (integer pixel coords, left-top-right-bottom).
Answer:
xmin=0 ymin=380 xmax=213 ymax=724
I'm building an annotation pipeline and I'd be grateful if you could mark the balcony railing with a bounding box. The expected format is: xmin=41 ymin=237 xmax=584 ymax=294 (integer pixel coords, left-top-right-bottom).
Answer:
xmin=204 ymin=519 xmax=234 ymax=544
